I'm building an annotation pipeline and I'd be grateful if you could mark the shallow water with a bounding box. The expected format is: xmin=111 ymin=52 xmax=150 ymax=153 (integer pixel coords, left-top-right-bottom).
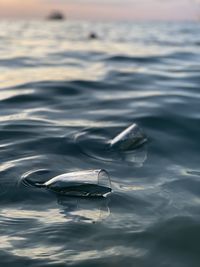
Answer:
xmin=0 ymin=20 xmax=200 ymax=266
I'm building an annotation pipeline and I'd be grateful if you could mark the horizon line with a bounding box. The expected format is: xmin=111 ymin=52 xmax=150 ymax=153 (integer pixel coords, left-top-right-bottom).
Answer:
xmin=0 ymin=17 xmax=198 ymax=22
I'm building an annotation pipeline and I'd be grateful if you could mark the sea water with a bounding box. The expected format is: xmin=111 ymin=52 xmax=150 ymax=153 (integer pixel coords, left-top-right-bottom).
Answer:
xmin=0 ymin=20 xmax=200 ymax=266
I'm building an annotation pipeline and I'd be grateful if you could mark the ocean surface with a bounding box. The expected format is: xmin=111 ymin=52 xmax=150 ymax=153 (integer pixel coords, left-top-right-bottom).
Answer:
xmin=0 ymin=20 xmax=200 ymax=267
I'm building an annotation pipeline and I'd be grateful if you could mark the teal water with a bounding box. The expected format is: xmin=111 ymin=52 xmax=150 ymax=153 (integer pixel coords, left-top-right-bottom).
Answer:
xmin=0 ymin=20 xmax=200 ymax=267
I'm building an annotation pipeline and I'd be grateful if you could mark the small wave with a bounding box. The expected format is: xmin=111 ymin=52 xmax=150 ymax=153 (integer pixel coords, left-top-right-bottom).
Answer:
xmin=187 ymin=170 xmax=200 ymax=177
xmin=103 ymin=54 xmax=161 ymax=64
xmin=1 ymin=93 xmax=50 ymax=104
xmin=49 ymin=50 xmax=104 ymax=61
xmin=6 ymin=80 xmax=88 ymax=96
xmin=0 ymin=56 xmax=36 ymax=67
xmin=164 ymin=51 xmax=200 ymax=61
xmin=20 ymin=169 xmax=53 ymax=189
xmin=162 ymin=177 xmax=200 ymax=198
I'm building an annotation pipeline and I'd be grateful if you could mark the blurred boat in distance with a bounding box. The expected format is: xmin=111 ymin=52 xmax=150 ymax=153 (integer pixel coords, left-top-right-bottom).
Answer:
xmin=47 ymin=11 xmax=65 ymax=21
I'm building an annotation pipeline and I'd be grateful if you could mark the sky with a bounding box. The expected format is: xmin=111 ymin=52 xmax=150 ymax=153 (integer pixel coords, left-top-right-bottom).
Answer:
xmin=0 ymin=0 xmax=199 ymax=21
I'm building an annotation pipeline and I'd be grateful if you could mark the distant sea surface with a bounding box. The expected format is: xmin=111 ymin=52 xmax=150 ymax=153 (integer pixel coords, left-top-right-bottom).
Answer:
xmin=0 ymin=20 xmax=200 ymax=267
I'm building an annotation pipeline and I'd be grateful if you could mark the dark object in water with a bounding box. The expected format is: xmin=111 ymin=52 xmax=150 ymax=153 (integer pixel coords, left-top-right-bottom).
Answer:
xmin=25 ymin=169 xmax=112 ymax=198
xmin=47 ymin=11 xmax=65 ymax=20
xmin=109 ymin=123 xmax=147 ymax=151
xmin=88 ymin=32 xmax=98 ymax=39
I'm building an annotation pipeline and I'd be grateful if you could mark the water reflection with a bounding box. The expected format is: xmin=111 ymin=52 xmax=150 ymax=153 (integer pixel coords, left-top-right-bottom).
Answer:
xmin=57 ymin=195 xmax=110 ymax=223
xmin=112 ymin=146 xmax=147 ymax=167
xmin=0 ymin=197 xmax=110 ymax=225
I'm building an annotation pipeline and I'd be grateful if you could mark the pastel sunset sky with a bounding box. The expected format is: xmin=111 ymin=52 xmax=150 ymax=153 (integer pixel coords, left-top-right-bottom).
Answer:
xmin=0 ymin=0 xmax=199 ymax=21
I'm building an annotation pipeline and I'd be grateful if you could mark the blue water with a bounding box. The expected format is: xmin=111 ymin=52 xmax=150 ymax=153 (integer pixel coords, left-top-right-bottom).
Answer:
xmin=0 ymin=20 xmax=200 ymax=266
